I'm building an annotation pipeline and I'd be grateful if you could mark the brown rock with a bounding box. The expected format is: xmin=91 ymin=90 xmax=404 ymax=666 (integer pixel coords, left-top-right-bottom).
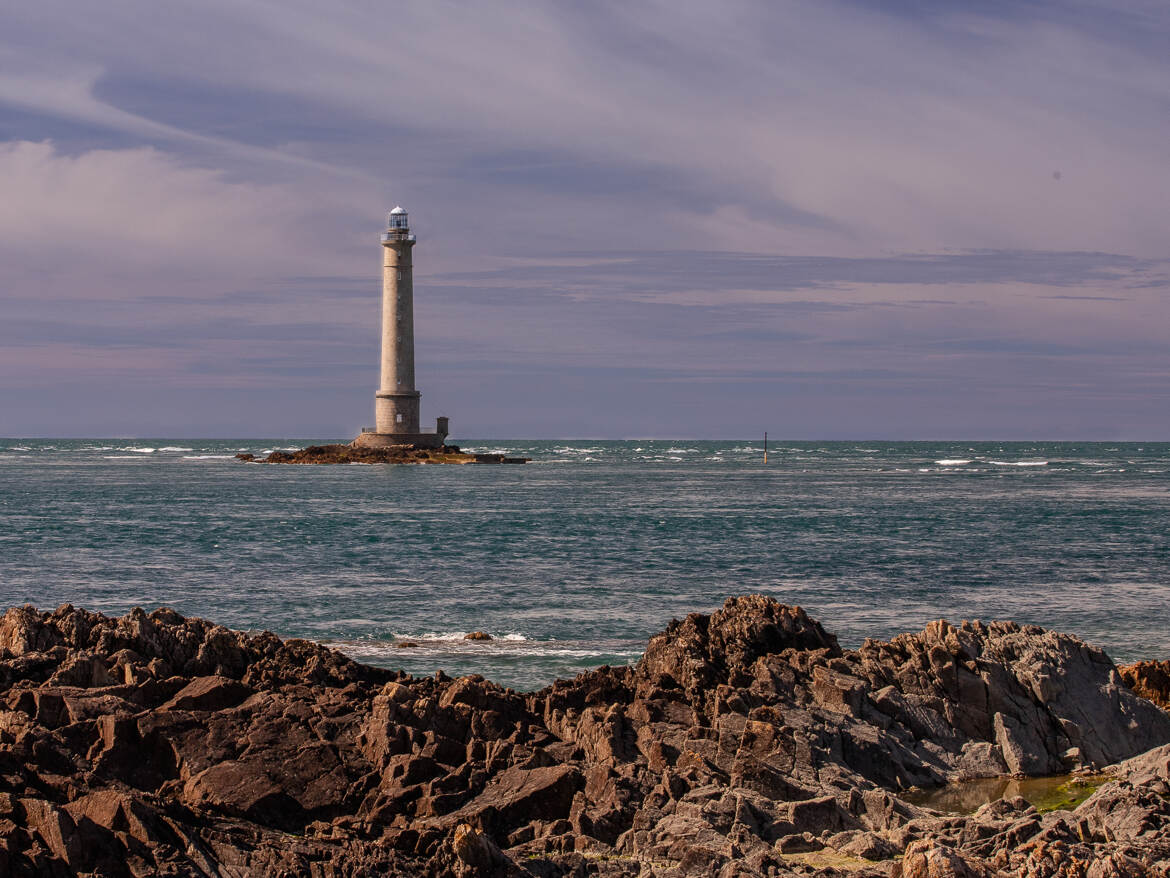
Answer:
xmin=160 ymin=675 xmax=253 ymax=711
xmin=442 ymin=764 xmax=581 ymax=835
xmin=2 ymin=597 xmax=1170 ymax=876
xmin=895 ymin=839 xmax=999 ymax=877
xmin=1120 ymin=660 xmax=1170 ymax=710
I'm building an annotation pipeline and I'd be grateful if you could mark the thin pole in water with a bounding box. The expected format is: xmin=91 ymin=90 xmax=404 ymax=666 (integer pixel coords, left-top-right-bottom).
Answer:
xmin=764 ymin=431 xmax=768 ymax=464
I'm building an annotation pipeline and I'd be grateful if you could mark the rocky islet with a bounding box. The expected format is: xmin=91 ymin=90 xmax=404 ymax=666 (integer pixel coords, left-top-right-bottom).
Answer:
xmin=0 ymin=595 xmax=1168 ymax=876
xmin=235 ymin=443 xmax=529 ymax=465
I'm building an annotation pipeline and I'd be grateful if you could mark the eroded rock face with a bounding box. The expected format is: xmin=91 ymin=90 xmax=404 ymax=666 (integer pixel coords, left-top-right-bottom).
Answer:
xmin=1121 ymin=660 xmax=1170 ymax=710
xmin=0 ymin=597 xmax=1168 ymax=876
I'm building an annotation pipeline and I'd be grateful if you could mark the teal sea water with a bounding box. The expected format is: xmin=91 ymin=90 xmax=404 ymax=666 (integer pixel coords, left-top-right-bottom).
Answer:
xmin=1 ymin=439 xmax=1167 ymax=690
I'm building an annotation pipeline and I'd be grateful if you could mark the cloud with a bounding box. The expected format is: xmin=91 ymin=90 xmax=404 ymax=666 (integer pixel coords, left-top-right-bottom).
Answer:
xmin=0 ymin=140 xmax=356 ymax=288
xmin=1 ymin=1 xmax=1169 ymax=436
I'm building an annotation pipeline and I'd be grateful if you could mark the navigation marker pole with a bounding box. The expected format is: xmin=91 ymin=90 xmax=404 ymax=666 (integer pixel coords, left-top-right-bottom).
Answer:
xmin=764 ymin=432 xmax=768 ymax=464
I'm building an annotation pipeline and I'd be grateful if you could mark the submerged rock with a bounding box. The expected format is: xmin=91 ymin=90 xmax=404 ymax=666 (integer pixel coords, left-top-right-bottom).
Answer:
xmin=0 ymin=596 xmax=1169 ymax=876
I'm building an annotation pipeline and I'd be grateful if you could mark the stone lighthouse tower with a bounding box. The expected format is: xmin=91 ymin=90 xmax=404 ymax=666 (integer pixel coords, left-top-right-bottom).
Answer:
xmin=353 ymin=207 xmax=449 ymax=449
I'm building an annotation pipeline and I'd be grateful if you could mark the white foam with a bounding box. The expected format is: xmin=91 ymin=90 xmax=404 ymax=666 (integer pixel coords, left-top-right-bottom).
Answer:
xmin=988 ymin=460 xmax=1048 ymax=467
xmin=119 ymin=447 xmax=156 ymax=454
xmin=383 ymin=631 xmax=528 ymax=644
xmin=158 ymin=446 xmax=194 ymax=452
xmin=183 ymin=454 xmax=237 ymax=460
xmin=935 ymin=459 xmax=972 ymax=466
xmin=329 ymin=640 xmax=642 ymax=661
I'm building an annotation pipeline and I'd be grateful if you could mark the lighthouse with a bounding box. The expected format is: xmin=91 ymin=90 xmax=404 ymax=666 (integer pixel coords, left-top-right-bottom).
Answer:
xmin=353 ymin=207 xmax=449 ymax=449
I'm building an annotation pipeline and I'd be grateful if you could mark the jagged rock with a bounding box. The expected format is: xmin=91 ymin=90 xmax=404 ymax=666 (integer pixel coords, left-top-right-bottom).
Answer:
xmin=895 ymin=839 xmax=999 ymax=877
xmin=160 ymin=675 xmax=252 ymax=711
xmin=2 ymin=596 xmax=1170 ymax=876
xmin=1120 ymin=660 xmax=1170 ymax=710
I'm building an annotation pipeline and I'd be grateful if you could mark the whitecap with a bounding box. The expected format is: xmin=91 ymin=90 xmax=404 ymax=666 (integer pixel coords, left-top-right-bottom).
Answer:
xmin=183 ymin=454 xmax=237 ymax=460
xmin=158 ymin=446 xmax=194 ymax=452
xmin=935 ymin=459 xmax=973 ymax=466
xmin=987 ymin=460 xmax=1048 ymax=467
xmin=120 ymin=447 xmax=156 ymax=453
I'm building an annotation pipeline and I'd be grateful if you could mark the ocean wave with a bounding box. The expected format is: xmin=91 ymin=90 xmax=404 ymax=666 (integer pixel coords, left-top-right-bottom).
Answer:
xmin=346 ymin=645 xmax=641 ymax=661
xmin=988 ymin=460 xmax=1048 ymax=467
xmin=328 ymin=639 xmax=643 ymax=662
xmin=183 ymin=454 xmax=237 ymax=460
xmin=395 ymin=631 xmax=529 ymax=643
xmin=935 ymin=459 xmax=973 ymax=466
xmin=119 ymin=447 xmax=156 ymax=454
xmin=158 ymin=446 xmax=194 ymax=452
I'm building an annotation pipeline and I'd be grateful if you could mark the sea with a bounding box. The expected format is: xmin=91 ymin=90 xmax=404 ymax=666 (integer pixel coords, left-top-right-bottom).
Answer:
xmin=1 ymin=440 xmax=1167 ymax=691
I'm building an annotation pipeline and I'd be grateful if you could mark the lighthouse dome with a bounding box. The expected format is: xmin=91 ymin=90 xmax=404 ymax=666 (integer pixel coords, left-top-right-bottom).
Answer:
xmin=387 ymin=206 xmax=409 ymax=231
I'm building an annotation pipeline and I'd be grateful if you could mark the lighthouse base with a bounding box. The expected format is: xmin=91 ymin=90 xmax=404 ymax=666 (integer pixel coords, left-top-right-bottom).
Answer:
xmin=351 ymin=429 xmax=448 ymax=450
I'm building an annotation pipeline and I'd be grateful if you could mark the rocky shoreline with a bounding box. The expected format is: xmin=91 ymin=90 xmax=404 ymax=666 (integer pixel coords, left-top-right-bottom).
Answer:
xmin=235 ymin=443 xmax=529 ymax=465
xmin=1 ymin=596 xmax=1168 ymax=876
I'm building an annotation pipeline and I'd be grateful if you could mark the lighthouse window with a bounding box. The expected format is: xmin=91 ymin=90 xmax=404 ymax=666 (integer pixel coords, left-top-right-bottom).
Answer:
xmin=396 ymin=414 xmax=403 ymax=424
xmin=396 ymin=270 xmax=402 ymax=280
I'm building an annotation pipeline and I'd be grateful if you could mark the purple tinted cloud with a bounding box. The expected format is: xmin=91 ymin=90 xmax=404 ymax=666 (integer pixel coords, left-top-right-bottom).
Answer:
xmin=0 ymin=1 xmax=1168 ymax=437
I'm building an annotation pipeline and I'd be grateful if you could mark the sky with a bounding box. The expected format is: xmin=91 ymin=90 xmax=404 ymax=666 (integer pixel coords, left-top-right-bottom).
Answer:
xmin=2 ymin=1 xmax=1168 ymax=439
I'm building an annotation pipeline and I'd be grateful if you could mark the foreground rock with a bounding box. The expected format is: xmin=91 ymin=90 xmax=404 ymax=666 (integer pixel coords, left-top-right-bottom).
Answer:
xmin=1 ymin=597 xmax=1169 ymax=876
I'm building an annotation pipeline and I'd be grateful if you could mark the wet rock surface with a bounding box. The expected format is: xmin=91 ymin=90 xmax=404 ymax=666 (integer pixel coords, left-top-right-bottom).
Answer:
xmin=1 ymin=596 xmax=1169 ymax=876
